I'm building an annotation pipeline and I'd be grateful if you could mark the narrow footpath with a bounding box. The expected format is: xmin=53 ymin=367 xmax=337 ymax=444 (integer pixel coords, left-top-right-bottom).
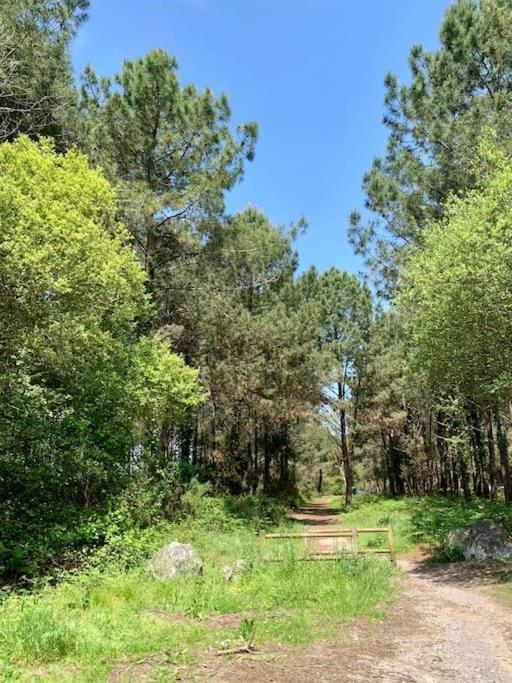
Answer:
xmin=201 ymin=498 xmax=512 ymax=682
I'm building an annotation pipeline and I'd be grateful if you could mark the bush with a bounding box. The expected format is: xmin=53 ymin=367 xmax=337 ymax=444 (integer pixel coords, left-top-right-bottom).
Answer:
xmin=224 ymin=494 xmax=288 ymax=528
xmin=410 ymin=495 xmax=512 ymax=545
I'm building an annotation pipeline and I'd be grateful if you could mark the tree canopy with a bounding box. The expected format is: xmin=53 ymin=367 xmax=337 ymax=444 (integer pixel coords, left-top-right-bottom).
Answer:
xmin=349 ymin=0 xmax=512 ymax=295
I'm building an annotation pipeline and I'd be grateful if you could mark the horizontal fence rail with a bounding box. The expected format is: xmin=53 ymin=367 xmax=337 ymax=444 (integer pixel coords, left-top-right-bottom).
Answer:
xmin=259 ymin=527 xmax=396 ymax=564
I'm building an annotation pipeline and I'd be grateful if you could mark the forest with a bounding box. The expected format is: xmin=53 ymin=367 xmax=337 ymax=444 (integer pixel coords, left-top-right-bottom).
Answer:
xmin=3 ymin=0 xmax=512 ymax=680
xmin=1 ymin=0 xmax=512 ymax=579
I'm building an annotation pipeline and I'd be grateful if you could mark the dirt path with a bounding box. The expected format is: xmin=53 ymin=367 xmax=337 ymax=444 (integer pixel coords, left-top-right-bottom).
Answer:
xmin=287 ymin=497 xmax=351 ymax=553
xmin=198 ymin=498 xmax=512 ymax=682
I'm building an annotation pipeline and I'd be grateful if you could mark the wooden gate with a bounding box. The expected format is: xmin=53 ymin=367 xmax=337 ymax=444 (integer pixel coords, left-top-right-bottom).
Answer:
xmin=259 ymin=527 xmax=396 ymax=564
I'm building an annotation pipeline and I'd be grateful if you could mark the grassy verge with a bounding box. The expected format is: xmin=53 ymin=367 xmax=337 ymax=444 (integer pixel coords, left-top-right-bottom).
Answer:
xmin=496 ymin=571 xmax=512 ymax=606
xmin=0 ymin=493 xmax=397 ymax=682
xmin=8 ymin=490 xmax=511 ymax=680
xmin=331 ymin=493 xmax=512 ymax=560
xmin=330 ymin=495 xmax=417 ymax=555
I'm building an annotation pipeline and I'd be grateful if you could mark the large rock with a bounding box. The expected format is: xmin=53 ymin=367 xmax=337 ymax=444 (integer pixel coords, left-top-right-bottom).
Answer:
xmin=446 ymin=526 xmax=471 ymax=552
xmin=447 ymin=519 xmax=512 ymax=560
xmin=148 ymin=541 xmax=203 ymax=579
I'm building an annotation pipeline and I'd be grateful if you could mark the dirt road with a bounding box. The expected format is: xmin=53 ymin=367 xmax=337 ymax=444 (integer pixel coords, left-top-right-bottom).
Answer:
xmin=200 ymin=498 xmax=512 ymax=682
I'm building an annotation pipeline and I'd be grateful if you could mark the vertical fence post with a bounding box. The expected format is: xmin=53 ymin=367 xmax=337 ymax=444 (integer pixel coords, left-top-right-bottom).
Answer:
xmin=259 ymin=530 xmax=266 ymax=560
xmin=351 ymin=528 xmax=358 ymax=555
xmin=387 ymin=526 xmax=396 ymax=564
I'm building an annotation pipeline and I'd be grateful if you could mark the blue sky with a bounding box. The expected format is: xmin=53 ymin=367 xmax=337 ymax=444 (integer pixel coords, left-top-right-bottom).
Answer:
xmin=72 ymin=0 xmax=450 ymax=276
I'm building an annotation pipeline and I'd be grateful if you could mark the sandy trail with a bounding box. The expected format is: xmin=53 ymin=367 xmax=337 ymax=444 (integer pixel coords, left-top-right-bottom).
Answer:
xmin=197 ymin=498 xmax=512 ymax=682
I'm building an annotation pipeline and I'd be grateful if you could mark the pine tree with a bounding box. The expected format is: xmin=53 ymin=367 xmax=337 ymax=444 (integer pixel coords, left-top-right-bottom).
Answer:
xmin=0 ymin=0 xmax=88 ymax=145
xmin=80 ymin=49 xmax=257 ymax=289
xmin=349 ymin=0 xmax=512 ymax=295
xmin=315 ymin=268 xmax=372 ymax=506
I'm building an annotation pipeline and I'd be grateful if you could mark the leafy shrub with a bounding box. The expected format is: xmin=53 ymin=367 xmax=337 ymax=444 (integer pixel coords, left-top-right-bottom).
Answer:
xmin=410 ymin=495 xmax=512 ymax=546
xmin=224 ymin=494 xmax=288 ymax=528
xmin=431 ymin=542 xmax=465 ymax=563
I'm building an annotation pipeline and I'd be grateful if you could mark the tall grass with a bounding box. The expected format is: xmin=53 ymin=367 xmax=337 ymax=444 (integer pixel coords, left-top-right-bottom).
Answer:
xmin=0 ymin=494 xmax=397 ymax=682
xmin=331 ymin=495 xmax=417 ymax=554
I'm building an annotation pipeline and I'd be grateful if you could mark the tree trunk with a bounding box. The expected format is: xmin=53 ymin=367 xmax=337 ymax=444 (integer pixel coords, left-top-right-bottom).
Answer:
xmin=455 ymin=441 xmax=471 ymax=500
xmin=436 ymin=411 xmax=449 ymax=493
xmin=381 ymin=429 xmax=395 ymax=496
xmin=317 ymin=468 xmax=323 ymax=494
xmin=263 ymin=428 xmax=271 ymax=493
xmin=484 ymin=408 xmax=497 ymax=499
xmin=451 ymin=452 xmax=459 ymax=495
xmin=252 ymin=425 xmax=259 ymax=495
xmin=181 ymin=423 xmax=191 ymax=462
xmin=389 ymin=434 xmax=405 ymax=495
xmin=191 ymin=419 xmax=198 ymax=466
xmin=338 ymin=380 xmax=352 ymax=507
xmin=468 ymin=407 xmax=487 ymax=497
xmin=497 ymin=410 xmax=512 ymax=505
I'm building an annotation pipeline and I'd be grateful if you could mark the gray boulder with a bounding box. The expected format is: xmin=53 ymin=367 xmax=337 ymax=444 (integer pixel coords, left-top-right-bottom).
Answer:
xmin=148 ymin=541 xmax=203 ymax=580
xmin=447 ymin=519 xmax=512 ymax=560
xmin=221 ymin=559 xmax=250 ymax=582
xmin=446 ymin=526 xmax=471 ymax=552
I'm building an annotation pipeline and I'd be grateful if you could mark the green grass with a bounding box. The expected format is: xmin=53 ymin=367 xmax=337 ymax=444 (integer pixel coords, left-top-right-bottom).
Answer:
xmin=330 ymin=495 xmax=417 ymax=554
xmin=7 ymin=490 xmax=511 ymax=681
xmin=0 ymin=501 xmax=397 ymax=682
xmin=496 ymin=572 xmax=512 ymax=606
xmin=331 ymin=493 xmax=512 ymax=560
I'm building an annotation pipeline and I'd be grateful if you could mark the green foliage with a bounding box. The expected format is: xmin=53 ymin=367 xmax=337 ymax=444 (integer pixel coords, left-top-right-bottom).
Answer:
xmin=11 ymin=0 xmax=512 ymax=630
xmin=0 ymin=138 xmax=203 ymax=577
xmin=410 ymin=494 xmax=512 ymax=550
xmin=177 ymin=480 xmax=288 ymax=533
xmin=127 ymin=337 xmax=205 ymax=446
xmin=0 ymin=5 xmax=328 ymax=577
xmin=313 ymin=268 xmax=373 ymax=505
xmin=401 ymin=142 xmax=512 ymax=404
xmin=223 ymin=493 xmax=289 ymax=528
xmin=292 ymin=419 xmax=340 ymax=495
xmin=335 ymin=493 xmax=512 ymax=558
xmin=316 ymin=268 xmax=372 ymax=359
xmin=0 ymin=0 xmax=88 ymax=145
xmin=354 ymin=310 xmax=423 ymax=496
xmin=343 ymin=1 xmax=512 ymax=499
xmin=80 ymin=48 xmax=257 ymax=284
xmin=80 ymin=38 xmax=322 ymax=496
xmin=333 ymin=495 xmax=416 ymax=554
xmin=1 ymin=491 xmax=501 ymax=680
xmin=168 ymin=206 xmax=322 ymax=495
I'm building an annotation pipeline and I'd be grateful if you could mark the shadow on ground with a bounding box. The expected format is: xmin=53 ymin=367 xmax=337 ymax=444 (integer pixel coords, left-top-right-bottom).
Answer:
xmin=410 ymin=557 xmax=512 ymax=586
xmin=288 ymin=501 xmax=341 ymax=527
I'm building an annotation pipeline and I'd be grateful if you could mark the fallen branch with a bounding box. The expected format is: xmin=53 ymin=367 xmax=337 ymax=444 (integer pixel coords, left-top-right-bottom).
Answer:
xmin=215 ymin=645 xmax=258 ymax=656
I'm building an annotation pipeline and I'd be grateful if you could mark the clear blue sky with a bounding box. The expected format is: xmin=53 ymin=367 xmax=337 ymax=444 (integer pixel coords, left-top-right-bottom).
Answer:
xmin=71 ymin=0 xmax=450 ymax=276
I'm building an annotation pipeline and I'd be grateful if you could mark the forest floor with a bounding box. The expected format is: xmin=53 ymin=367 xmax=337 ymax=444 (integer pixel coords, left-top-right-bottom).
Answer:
xmin=194 ymin=498 xmax=512 ymax=683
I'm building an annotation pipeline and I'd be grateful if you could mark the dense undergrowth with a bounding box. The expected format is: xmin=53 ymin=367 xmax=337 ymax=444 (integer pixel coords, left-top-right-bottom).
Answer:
xmin=0 ymin=487 xmax=397 ymax=682
xmin=0 ymin=470 xmax=293 ymax=583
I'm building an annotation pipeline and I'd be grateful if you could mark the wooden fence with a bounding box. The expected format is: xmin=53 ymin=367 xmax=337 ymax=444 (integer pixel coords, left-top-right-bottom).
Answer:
xmin=259 ymin=527 xmax=396 ymax=564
